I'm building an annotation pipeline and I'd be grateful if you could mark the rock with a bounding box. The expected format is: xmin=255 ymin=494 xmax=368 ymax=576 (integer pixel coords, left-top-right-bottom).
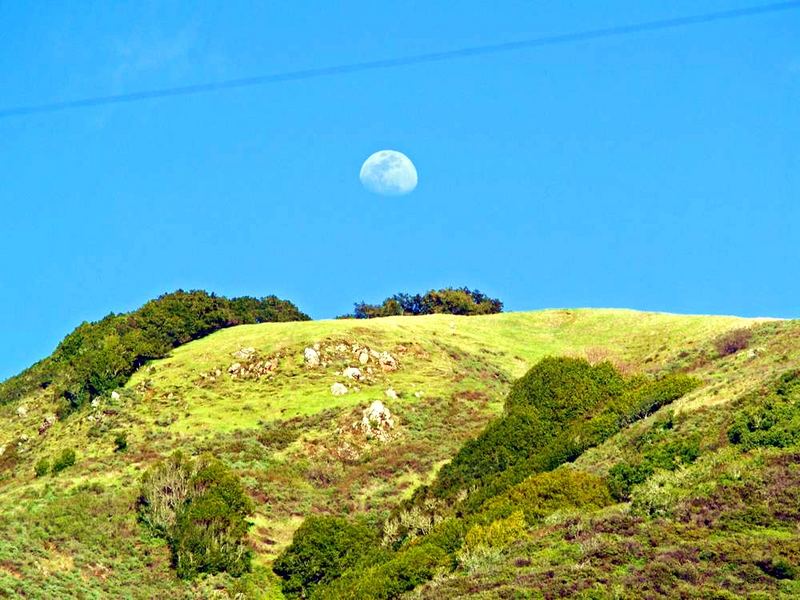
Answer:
xmin=359 ymin=351 xmax=370 ymax=365
xmin=232 ymin=347 xmax=256 ymax=360
xmin=343 ymin=367 xmax=363 ymax=380
xmin=111 ymin=391 xmax=121 ymax=401
xmin=378 ymin=351 xmax=398 ymax=372
xmin=385 ymin=388 xmax=399 ymax=400
xmin=228 ymin=362 xmax=242 ymax=374
xmin=16 ymin=405 xmax=27 ymax=418
xmin=360 ymin=400 xmax=396 ymax=441
xmin=38 ymin=415 xmax=56 ymax=436
xmin=414 ymin=391 xmax=424 ymax=399
xmin=331 ymin=382 xmax=348 ymax=396
xmin=336 ymin=344 xmax=348 ymax=353
xmin=304 ymin=347 xmax=320 ymax=367
xmin=91 ymin=398 xmax=100 ymax=408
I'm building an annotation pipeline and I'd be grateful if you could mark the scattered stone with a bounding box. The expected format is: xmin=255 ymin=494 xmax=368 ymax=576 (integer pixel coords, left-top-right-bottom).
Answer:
xmin=91 ymin=398 xmax=100 ymax=408
xmin=38 ymin=415 xmax=57 ymax=436
xmin=232 ymin=347 xmax=257 ymax=360
xmin=385 ymin=388 xmax=399 ymax=400
xmin=111 ymin=391 xmax=121 ymax=401
xmin=228 ymin=362 xmax=242 ymax=374
xmin=304 ymin=347 xmax=320 ymax=367
xmin=360 ymin=400 xmax=396 ymax=441
xmin=414 ymin=391 xmax=424 ymax=399
xmin=331 ymin=382 xmax=348 ymax=396
xmin=15 ymin=405 xmax=27 ymax=418
xmin=358 ymin=351 xmax=369 ymax=365
xmin=378 ymin=351 xmax=398 ymax=372
xmin=343 ymin=367 xmax=363 ymax=380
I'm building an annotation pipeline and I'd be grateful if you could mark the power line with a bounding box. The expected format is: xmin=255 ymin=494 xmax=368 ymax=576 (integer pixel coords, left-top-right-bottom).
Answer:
xmin=1 ymin=1 xmax=797 ymax=119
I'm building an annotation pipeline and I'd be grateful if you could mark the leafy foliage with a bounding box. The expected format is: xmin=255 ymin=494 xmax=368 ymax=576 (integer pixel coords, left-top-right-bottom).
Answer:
xmin=0 ymin=290 xmax=308 ymax=412
xmin=728 ymin=370 xmax=800 ymax=449
xmin=51 ymin=448 xmax=76 ymax=474
xmin=347 ymin=287 xmax=503 ymax=319
xmin=138 ymin=453 xmax=254 ymax=580
xmin=272 ymin=516 xmax=380 ymax=598
xmin=276 ymin=357 xmax=699 ymax=598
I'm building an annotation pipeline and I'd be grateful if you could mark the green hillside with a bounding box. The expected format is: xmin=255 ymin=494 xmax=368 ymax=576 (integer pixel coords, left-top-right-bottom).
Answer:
xmin=1 ymin=309 xmax=798 ymax=598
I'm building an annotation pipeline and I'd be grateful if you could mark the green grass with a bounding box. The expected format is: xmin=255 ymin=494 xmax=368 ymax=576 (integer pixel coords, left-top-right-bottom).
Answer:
xmin=1 ymin=308 xmax=795 ymax=599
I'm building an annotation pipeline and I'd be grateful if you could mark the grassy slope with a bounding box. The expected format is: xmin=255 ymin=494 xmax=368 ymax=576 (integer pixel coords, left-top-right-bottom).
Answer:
xmin=0 ymin=309 xmax=789 ymax=599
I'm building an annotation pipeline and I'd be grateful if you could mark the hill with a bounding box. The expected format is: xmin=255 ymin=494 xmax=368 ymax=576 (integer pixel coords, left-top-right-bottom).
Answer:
xmin=0 ymin=308 xmax=797 ymax=598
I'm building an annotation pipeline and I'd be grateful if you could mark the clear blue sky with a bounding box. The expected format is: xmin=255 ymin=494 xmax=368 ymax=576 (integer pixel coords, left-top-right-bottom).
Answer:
xmin=0 ymin=1 xmax=798 ymax=380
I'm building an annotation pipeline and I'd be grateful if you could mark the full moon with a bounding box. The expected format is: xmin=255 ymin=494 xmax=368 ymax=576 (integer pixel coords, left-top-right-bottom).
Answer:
xmin=359 ymin=150 xmax=418 ymax=196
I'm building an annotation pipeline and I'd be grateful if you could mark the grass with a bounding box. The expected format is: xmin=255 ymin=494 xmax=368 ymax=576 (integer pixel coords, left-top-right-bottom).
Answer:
xmin=0 ymin=308 xmax=794 ymax=599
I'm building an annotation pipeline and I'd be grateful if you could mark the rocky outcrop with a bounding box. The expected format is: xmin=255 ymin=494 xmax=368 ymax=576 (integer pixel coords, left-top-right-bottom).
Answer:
xmin=360 ymin=401 xmax=396 ymax=442
xmin=304 ymin=347 xmax=321 ymax=367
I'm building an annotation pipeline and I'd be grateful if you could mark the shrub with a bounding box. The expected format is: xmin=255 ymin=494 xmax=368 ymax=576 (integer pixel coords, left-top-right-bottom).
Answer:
xmin=464 ymin=510 xmax=526 ymax=550
xmin=34 ymin=458 xmax=50 ymax=478
xmin=713 ymin=327 xmax=752 ymax=357
xmin=172 ymin=457 xmax=255 ymax=579
xmin=479 ymin=469 xmax=613 ymax=525
xmin=138 ymin=453 xmax=254 ymax=580
xmin=113 ymin=433 xmax=128 ymax=453
xmin=51 ymin=448 xmax=76 ymax=474
xmin=728 ymin=371 xmax=800 ymax=450
xmin=138 ymin=452 xmax=193 ymax=536
xmin=273 ymin=515 xmax=379 ymax=598
xmin=348 ymin=287 xmax=503 ymax=319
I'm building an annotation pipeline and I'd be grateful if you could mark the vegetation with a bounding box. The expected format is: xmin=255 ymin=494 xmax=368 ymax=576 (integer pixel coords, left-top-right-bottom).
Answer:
xmin=138 ymin=453 xmax=254 ymax=579
xmin=0 ymin=290 xmax=308 ymax=414
xmin=2 ymin=307 xmax=798 ymax=598
xmin=346 ymin=287 xmax=503 ymax=319
xmin=50 ymin=448 xmax=76 ymax=475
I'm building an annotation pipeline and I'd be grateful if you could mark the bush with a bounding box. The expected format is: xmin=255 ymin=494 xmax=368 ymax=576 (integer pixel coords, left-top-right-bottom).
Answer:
xmin=172 ymin=457 xmax=255 ymax=579
xmin=347 ymin=287 xmax=503 ymax=319
xmin=0 ymin=290 xmax=308 ymax=412
xmin=138 ymin=453 xmax=254 ymax=580
xmin=34 ymin=458 xmax=50 ymax=478
xmin=479 ymin=469 xmax=613 ymax=525
xmin=713 ymin=327 xmax=752 ymax=357
xmin=464 ymin=510 xmax=526 ymax=550
xmin=51 ymin=448 xmax=76 ymax=474
xmin=424 ymin=358 xmax=698 ymax=506
xmin=728 ymin=371 xmax=800 ymax=449
xmin=273 ymin=516 xmax=379 ymax=598
xmin=113 ymin=433 xmax=128 ymax=453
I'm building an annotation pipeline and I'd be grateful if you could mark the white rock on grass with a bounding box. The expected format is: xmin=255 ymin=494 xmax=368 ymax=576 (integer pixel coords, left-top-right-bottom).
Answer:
xmin=343 ymin=367 xmax=363 ymax=380
xmin=111 ymin=391 xmax=121 ymax=400
xmin=304 ymin=347 xmax=321 ymax=367
xmin=385 ymin=388 xmax=399 ymax=400
xmin=331 ymin=382 xmax=348 ymax=396
xmin=16 ymin=405 xmax=27 ymax=418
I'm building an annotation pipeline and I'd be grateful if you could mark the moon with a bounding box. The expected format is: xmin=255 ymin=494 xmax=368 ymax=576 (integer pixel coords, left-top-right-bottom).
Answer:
xmin=359 ymin=150 xmax=418 ymax=196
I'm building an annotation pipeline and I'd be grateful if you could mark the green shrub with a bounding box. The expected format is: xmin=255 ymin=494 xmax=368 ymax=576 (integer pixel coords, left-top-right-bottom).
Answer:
xmin=479 ymin=469 xmax=613 ymax=525
xmin=34 ymin=458 xmax=50 ymax=478
xmin=464 ymin=510 xmax=526 ymax=550
xmin=113 ymin=433 xmax=128 ymax=453
xmin=319 ymin=543 xmax=448 ymax=600
xmin=728 ymin=371 xmax=800 ymax=450
xmin=51 ymin=448 xmax=76 ymax=474
xmin=137 ymin=453 xmax=254 ymax=580
xmin=348 ymin=287 xmax=502 ymax=319
xmin=172 ymin=457 xmax=255 ymax=579
xmin=608 ymin=462 xmax=651 ymax=501
xmin=425 ymin=358 xmax=698 ymax=510
xmin=273 ymin=515 xmax=379 ymax=598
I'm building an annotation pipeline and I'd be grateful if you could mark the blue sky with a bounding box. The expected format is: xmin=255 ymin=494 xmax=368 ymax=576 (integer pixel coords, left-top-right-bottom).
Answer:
xmin=0 ymin=1 xmax=798 ymax=380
